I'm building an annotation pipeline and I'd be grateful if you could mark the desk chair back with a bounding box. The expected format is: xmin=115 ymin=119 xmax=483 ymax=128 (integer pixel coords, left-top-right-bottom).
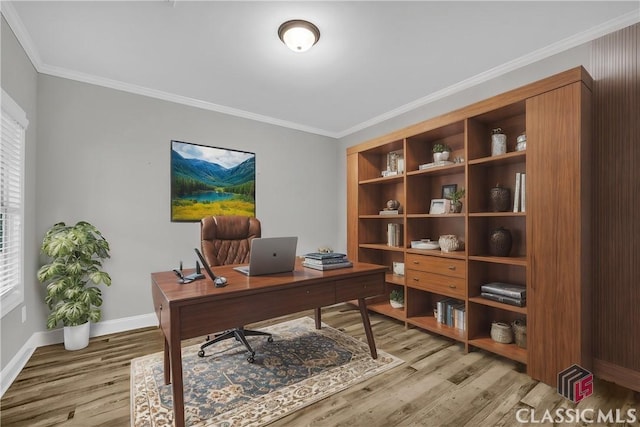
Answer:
xmin=200 ymin=216 xmax=261 ymax=266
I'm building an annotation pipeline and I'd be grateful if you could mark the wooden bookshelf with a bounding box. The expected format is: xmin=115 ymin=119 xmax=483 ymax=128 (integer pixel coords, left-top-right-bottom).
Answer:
xmin=346 ymin=66 xmax=592 ymax=388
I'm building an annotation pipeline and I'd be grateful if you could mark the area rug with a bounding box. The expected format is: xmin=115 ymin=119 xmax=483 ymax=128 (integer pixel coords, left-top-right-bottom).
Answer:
xmin=131 ymin=316 xmax=403 ymax=426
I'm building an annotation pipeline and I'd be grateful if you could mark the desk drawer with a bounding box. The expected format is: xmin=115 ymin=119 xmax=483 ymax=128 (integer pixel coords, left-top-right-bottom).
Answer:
xmin=180 ymin=283 xmax=334 ymax=338
xmin=406 ymin=270 xmax=466 ymax=298
xmin=261 ymin=282 xmax=335 ymax=314
xmin=335 ymin=274 xmax=384 ymax=301
xmin=405 ymin=254 xmax=465 ymax=278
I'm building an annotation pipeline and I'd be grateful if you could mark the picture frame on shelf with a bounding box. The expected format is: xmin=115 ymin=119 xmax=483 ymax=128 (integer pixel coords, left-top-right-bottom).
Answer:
xmin=429 ymin=198 xmax=450 ymax=214
xmin=442 ymin=184 xmax=457 ymax=199
xmin=392 ymin=262 xmax=405 ymax=276
xmin=382 ymin=150 xmax=404 ymax=177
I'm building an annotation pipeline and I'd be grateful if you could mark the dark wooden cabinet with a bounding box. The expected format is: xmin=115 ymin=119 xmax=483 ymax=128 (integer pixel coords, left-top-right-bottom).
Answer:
xmin=526 ymin=81 xmax=592 ymax=386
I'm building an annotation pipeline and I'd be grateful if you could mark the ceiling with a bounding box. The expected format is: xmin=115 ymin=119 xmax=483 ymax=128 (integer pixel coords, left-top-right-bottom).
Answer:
xmin=3 ymin=1 xmax=639 ymax=138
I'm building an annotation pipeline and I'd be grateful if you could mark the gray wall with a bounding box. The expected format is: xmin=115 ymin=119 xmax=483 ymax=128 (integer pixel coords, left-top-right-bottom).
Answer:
xmin=1 ymin=16 xmax=40 ymax=372
xmin=35 ymin=74 xmax=340 ymax=323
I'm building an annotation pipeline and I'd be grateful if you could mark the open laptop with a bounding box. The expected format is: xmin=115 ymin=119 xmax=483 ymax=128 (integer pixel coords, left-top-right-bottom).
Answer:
xmin=233 ymin=236 xmax=298 ymax=276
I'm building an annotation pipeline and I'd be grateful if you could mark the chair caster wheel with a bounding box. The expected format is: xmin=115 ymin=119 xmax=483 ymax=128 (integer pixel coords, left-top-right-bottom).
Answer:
xmin=267 ymin=336 xmax=273 ymax=343
xmin=198 ymin=350 xmax=205 ymax=357
xmin=247 ymin=355 xmax=255 ymax=363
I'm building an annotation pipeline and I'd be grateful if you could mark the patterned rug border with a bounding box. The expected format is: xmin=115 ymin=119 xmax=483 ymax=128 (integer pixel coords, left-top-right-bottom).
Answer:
xmin=131 ymin=316 xmax=404 ymax=426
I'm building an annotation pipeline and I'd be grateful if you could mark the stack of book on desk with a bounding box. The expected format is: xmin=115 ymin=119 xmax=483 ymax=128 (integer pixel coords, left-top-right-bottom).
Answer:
xmin=480 ymin=282 xmax=526 ymax=307
xmin=302 ymin=252 xmax=353 ymax=271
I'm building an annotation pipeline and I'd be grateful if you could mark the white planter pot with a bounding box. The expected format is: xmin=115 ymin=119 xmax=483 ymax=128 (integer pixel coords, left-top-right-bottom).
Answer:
xmin=64 ymin=322 xmax=90 ymax=351
xmin=433 ymin=151 xmax=450 ymax=163
xmin=390 ymin=300 xmax=404 ymax=309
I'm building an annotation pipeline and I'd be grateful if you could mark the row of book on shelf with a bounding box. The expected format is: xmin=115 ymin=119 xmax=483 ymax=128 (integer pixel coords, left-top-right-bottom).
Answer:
xmin=302 ymin=252 xmax=353 ymax=271
xmin=436 ymin=298 xmax=466 ymax=331
xmin=514 ymin=172 xmax=526 ymax=212
xmin=480 ymin=282 xmax=526 ymax=307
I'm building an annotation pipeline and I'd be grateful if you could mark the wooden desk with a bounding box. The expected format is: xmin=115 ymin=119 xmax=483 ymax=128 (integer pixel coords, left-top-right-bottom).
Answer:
xmin=150 ymin=260 xmax=386 ymax=427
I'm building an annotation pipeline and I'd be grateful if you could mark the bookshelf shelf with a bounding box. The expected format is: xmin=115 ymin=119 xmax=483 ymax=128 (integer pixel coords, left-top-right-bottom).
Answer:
xmin=359 ymin=243 xmax=405 ymax=252
xmin=386 ymin=273 xmax=404 ymax=286
xmin=405 ymin=249 xmax=466 ymax=260
xmin=468 ymin=212 xmax=526 ymax=218
xmin=407 ymin=315 xmax=466 ymax=341
xmin=468 ymin=337 xmax=527 ymax=364
xmin=468 ymin=255 xmax=527 ymax=266
xmin=468 ymin=151 xmax=526 ymax=166
xmin=359 ymin=175 xmax=404 ymax=185
xmin=406 ymin=163 xmax=465 ymax=177
xmin=366 ymin=300 xmax=406 ymax=321
xmin=468 ymin=296 xmax=527 ymax=315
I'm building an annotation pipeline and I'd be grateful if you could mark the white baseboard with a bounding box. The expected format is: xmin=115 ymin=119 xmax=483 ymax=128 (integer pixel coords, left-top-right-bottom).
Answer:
xmin=0 ymin=312 xmax=158 ymax=397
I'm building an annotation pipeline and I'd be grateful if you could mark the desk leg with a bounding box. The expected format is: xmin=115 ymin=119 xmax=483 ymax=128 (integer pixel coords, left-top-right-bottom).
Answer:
xmin=314 ymin=307 xmax=321 ymax=329
xmin=357 ymin=298 xmax=378 ymax=359
xmin=170 ymin=334 xmax=185 ymax=426
xmin=163 ymin=336 xmax=170 ymax=385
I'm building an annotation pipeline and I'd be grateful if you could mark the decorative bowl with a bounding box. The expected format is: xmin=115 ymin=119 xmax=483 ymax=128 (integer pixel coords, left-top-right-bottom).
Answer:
xmin=422 ymin=240 xmax=440 ymax=250
xmin=438 ymin=235 xmax=460 ymax=253
xmin=410 ymin=239 xmax=440 ymax=250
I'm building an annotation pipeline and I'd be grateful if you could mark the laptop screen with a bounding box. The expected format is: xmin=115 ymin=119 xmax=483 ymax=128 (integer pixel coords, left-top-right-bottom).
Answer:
xmin=234 ymin=236 xmax=297 ymax=276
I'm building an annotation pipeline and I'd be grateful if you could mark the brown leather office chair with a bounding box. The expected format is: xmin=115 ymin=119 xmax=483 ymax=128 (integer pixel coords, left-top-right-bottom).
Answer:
xmin=197 ymin=215 xmax=272 ymax=362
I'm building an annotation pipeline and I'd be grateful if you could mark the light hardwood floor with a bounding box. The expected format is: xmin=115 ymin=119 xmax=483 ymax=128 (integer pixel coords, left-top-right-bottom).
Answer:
xmin=2 ymin=304 xmax=638 ymax=426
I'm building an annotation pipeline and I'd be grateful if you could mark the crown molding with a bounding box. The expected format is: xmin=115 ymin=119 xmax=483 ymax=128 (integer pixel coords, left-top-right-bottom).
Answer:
xmin=336 ymin=9 xmax=640 ymax=139
xmin=37 ymin=63 xmax=338 ymax=138
xmin=1 ymin=2 xmax=44 ymax=70
xmin=3 ymin=3 xmax=638 ymax=140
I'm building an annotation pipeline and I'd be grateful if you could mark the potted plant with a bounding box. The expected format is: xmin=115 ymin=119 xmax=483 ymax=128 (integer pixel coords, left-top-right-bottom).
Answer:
xmin=448 ymin=188 xmax=465 ymax=213
xmin=432 ymin=143 xmax=451 ymax=163
xmin=389 ymin=289 xmax=404 ymax=309
xmin=37 ymin=221 xmax=111 ymax=350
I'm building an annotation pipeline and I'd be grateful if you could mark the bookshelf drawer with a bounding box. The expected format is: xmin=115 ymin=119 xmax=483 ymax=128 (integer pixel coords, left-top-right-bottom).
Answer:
xmin=406 ymin=270 xmax=466 ymax=298
xmin=406 ymin=254 xmax=465 ymax=278
xmin=335 ymin=274 xmax=385 ymax=301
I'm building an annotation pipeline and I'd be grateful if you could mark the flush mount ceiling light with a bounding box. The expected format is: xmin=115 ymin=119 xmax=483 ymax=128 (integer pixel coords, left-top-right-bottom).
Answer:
xmin=278 ymin=20 xmax=320 ymax=52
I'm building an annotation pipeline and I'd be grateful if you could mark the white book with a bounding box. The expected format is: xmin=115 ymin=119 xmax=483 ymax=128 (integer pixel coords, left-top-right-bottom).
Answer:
xmin=520 ymin=173 xmax=526 ymax=212
xmin=513 ymin=173 xmax=521 ymax=212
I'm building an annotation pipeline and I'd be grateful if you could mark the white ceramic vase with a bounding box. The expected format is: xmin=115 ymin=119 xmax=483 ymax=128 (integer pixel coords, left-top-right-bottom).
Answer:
xmin=491 ymin=133 xmax=507 ymax=156
xmin=438 ymin=235 xmax=460 ymax=253
xmin=64 ymin=322 xmax=90 ymax=351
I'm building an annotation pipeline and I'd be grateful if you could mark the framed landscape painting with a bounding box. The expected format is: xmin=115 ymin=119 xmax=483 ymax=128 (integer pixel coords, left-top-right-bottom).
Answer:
xmin=171 ymin=140 xmax=255 ymax=222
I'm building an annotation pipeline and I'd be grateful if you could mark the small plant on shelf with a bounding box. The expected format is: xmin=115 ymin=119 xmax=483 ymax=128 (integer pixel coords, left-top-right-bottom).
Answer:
xmin=432 ymin=143 xmax=451 ymax=153
xmin=389 ymin=289 xmax=404 ymax=309
xmin=432 ymin=144 xmax=452 ymax=163
xmin=448 ymin=188 xmax=465 ymax=213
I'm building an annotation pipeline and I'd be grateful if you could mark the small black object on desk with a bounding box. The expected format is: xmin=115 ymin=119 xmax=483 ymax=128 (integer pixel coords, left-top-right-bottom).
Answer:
xmin=194 ymin=248 xmax=227 ymax=287
xmin=173 ymin=260 xmax=205 ymax=284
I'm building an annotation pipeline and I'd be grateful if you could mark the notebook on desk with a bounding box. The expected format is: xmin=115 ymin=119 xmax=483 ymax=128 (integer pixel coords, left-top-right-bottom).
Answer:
xmin=233 ymin=236 xmax=298 ymax=276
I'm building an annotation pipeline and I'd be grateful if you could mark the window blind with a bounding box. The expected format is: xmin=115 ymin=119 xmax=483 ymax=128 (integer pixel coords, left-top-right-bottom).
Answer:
xmin=0 ymin=89 xmax=27 ymax=316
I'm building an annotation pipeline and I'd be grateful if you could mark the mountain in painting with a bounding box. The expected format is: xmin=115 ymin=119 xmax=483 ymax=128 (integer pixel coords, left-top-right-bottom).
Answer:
xmin=171 ymin=150 xmax=254 ymax=188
